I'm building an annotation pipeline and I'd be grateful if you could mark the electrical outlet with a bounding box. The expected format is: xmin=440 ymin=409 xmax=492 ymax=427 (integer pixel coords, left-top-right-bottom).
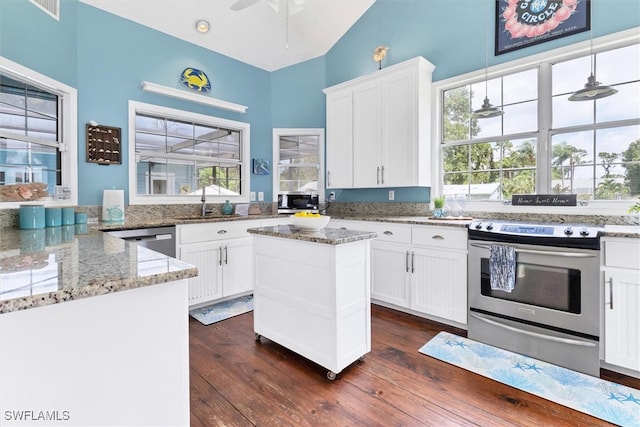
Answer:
xmin=329 ymin=192 xmax=336 ymax=201
xmin=250 ymin=191 xmax=256 ymax=201
xmin=388 ymin=190 xmax=395 ymax=201
xmin=258 ymin=191 xmax=264 ymax=201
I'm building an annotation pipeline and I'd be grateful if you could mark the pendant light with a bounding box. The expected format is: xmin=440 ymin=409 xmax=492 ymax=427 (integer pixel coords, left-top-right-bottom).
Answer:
xmin=569 ymin=29 xmax=618 ymax=101
xmin=472 ymin=0 xmax=504 ymax=119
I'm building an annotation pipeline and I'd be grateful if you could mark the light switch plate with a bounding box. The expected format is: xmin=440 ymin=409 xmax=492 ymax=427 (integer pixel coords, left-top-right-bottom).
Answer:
xmin=250 ymin=191 xmax=256 ymax=201
xmin=258 ymin=191 xmax=264 ymax=201
xmin=388 ymin=190 xmax=395 ymax=201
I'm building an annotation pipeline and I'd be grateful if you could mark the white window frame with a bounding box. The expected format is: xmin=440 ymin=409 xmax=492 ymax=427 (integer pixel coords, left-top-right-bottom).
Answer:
xmin=0 ymin=56 xmax=78 ymax=209
xmin=128 ymin=100 xmax=251 ymax=205
xmin=432 ymin=28 xmax=640 ymax=215
xmin=272 ymin=128 xmax=325 ymax=203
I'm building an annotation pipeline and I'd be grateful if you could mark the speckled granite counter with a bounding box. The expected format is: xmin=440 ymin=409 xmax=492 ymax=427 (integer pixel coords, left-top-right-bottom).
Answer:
xmin=247 ymin=224 xmax=377 ymax=245
xmin=0 ymin=227 xmax=197 ymax=314
xmin=97 ymin=213 xmax=281 ymax=231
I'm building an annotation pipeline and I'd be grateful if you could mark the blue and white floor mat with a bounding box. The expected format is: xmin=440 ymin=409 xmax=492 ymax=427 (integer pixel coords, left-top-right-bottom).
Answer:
xmin=189 ymin=295 xmax=253 ymax=326
xmin=419 ymin=331 xmax=639 ymax=426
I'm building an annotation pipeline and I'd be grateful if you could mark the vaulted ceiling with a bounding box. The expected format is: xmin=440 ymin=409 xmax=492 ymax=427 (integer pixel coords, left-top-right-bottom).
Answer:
xmin=80 ymin=0 xmax=376 ymax=71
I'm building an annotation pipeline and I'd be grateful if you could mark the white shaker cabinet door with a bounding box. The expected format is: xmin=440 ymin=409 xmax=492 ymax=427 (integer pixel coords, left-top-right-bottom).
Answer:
xmin=221 ymin=236 xmax=254 ymax=297
xmin=353 ymin=80 xmax=381 ymax=188
xmin=325 ymin=89 xmax=354 ymax=189
xmin=371 ymin=240 xmax=411 ymax=307
xmin=604 ymin=269 xmax=640 ymax=372
xmin=410 ymin=247 xmax=468 ymax=325
xmin=179 ymin=241 xmax=223 ymax=304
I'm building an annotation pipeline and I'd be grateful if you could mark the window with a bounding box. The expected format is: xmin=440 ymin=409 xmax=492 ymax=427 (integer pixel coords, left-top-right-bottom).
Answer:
xmin=439 ymin=32 xmax=640 ymax=204
xmin=0 ymin=57 xmax=77 ymax=207
xmin=272 ymin=128 xmax=325 ymax=200
xmin=128 ymin=101 xmax=250 ymax=205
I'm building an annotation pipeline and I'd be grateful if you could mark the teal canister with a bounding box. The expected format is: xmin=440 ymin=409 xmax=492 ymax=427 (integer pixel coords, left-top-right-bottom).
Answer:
xmin=221 ymin=200 xmax=234 ymax=215
xmin=74 ymin=212 xmax=88 ymax=224
xmin=19 ymin=205 xmax=45 ymax=229
xmin=62 ymin=207 xmax=75 ymax=225
xmin=45 ymin=207 xmax=62 ymax=227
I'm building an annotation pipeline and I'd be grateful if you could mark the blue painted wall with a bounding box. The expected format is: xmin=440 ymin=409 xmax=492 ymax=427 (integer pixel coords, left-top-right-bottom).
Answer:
xmin=2 ymin=0 xmax=638 ymax=206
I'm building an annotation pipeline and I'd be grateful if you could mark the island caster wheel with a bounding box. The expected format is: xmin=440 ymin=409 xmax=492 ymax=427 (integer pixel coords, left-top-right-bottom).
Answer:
xmin=327 ymin=371 xmax=337 ymax=381
xmin=255 ymin=333 xmax=261 ymax=342
xmin=358 ymin=355 xmax=365 ymax=362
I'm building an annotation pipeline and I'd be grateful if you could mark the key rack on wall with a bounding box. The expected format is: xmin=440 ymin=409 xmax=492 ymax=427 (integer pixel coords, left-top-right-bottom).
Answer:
xmin=86 ymin=123 xmax=121 ymax=165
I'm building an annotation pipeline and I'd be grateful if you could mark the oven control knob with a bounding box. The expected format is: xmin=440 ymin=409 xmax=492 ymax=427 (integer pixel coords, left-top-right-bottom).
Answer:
xmin=486 ymin=223 xmax=494 ymax=230
xmin=564 ymin=227 xmax=574 ymax=235
xmin=475 ymin=223 xmax=483 ymax=230
xmin=579 ymin=228 xmax=590 ymax=236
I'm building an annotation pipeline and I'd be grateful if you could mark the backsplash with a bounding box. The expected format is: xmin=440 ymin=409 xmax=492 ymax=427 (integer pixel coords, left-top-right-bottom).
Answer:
xmin=1 ymin=202 xmax=637 ymax=228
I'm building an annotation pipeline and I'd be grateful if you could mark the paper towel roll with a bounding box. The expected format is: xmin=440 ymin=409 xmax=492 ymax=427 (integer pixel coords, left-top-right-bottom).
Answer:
xmin=102 ymin=189 xmax=125 ymax=222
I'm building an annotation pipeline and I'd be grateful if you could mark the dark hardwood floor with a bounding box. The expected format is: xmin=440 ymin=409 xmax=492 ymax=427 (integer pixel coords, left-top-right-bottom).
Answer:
xmin=189 ymin=305 xmax=640 ymax=426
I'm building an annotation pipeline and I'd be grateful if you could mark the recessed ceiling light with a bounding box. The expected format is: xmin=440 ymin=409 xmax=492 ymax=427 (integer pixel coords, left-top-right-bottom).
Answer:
xmin=194 ymin=19 xmax=210 ymax=33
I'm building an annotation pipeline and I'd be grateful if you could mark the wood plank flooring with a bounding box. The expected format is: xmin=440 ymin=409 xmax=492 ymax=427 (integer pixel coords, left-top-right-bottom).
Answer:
xmin=189 ymin=305 xmax=640 ymax=426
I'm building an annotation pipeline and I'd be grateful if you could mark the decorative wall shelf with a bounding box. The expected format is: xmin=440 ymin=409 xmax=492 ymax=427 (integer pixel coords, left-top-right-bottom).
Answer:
xmin=141 ymin=81 xmax=247 ymax=114
xmin=86 ymin=123 xmax=121 ymax=165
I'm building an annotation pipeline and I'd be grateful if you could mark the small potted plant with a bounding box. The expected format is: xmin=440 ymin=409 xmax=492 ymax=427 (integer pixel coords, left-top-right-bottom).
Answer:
xmin=432 ymin=196 xmax=445 ymax=218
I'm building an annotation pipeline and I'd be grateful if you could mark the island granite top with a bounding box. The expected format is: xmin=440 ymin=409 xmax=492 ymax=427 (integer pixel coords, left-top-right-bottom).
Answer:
xmin=247 ymin=225 xmax=377 ymax=245
xmin=0 ymin=226 xmax=197 ymax=314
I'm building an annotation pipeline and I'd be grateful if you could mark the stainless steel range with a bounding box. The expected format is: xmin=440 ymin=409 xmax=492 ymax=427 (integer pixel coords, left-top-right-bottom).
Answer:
xmin=467 ymin=219 xmax=603 ymax=376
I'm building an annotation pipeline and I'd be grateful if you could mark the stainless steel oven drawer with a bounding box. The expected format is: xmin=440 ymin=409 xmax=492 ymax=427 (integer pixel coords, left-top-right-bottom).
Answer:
xmin=468 ymin=310 xmax=600 ymax=376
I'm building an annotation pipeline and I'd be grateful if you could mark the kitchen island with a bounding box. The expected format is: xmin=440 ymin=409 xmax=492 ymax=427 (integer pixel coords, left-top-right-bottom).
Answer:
xmin=248 ymin=224 xmax=377 ymax=379
xmin=0 ymin=227 xmax=197 ymax=426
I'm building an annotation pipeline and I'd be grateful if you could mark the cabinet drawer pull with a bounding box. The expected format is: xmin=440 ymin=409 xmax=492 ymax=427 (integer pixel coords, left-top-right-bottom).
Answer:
xmin=217 ymin=229 xmax=227 ymax=234
xmin=383 ymin=230 xmax=394 ymax=235
xmin=432 ymin=235 xmax=445 ymax=240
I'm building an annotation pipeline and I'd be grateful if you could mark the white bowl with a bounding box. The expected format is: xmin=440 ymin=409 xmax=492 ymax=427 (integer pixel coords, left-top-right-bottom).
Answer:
xmin=290 ymin=215 xmax=330 ymax=231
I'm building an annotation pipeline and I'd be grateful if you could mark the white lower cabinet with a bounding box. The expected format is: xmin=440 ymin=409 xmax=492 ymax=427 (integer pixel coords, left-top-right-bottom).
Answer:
xmin=602 ymin=238 xmax=640 ymax=374
xmin=177 ymin=221 xmax=260 ymax=307
xmin=369 ymin=222 xmax=468 ymax=326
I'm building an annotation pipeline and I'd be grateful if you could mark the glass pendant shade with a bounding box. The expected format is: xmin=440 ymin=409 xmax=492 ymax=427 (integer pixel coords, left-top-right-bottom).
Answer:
xmin=472 ymin=96 xmax=504 ymax=119
xmin=568 ymin=74 xmax=618 ymax=101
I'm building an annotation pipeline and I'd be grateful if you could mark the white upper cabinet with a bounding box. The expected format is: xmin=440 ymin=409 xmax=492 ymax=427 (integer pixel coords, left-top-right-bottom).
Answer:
xmin=324 ymin=57 xmax=434 ymax=189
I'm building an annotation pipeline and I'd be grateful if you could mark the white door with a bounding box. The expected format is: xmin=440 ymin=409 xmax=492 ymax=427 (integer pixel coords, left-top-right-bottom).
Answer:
xmin=371 ymin=240 xmax=410 ymax=307
xmin=353 ymin=80 xmax=381 ymax=188
xmin=325 ymin=89 xmax=354 ymax=189
xmin=380 ymin=67 xmax=417 ymax=187
xmin=179 ymin=242 xmax=223 ymax=304
xmin=604 ymin=269 xmax=640 ymax=371
xmin=410 ymin=247 xmax=467 ymax=324
xmin=222 ymin=237 xmax=255 ymax=297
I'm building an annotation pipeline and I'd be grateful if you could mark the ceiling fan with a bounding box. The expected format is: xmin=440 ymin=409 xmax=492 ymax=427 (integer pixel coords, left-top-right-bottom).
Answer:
xmin=231 ymin=0 xmax=306 ymax=15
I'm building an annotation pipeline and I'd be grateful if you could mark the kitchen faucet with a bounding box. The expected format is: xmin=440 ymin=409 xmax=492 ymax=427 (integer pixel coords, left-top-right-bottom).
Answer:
xmin=201 ymin=186 xmax=213 ymax=217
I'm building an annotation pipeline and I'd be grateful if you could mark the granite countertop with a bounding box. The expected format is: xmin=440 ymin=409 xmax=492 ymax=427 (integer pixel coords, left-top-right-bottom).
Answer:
xmin=247 ymin=225 xmax=378 ymax=245
xmin=0 ymin=226 xmax=197 ymax=314
xmin=97 ymin=213 xmax=280 ymax=231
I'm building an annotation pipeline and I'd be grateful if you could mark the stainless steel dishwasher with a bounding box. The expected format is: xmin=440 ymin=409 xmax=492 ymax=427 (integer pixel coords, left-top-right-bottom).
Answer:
xmin=107 ymin=226 xmax=176 ymax=258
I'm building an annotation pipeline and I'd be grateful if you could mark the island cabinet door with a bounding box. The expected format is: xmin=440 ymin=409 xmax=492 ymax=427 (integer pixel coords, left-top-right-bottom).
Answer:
xmin=179 ymin=241 xmax=223 ymax=304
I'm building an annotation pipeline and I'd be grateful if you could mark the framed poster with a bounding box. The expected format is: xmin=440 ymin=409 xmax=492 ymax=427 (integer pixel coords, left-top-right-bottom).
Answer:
xmin=495 ymin=0 xmax=590 ymax=56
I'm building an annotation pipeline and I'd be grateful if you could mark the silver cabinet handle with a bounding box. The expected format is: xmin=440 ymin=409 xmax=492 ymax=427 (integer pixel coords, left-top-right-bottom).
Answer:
xmin=405 ymin=251 xmax=410 ymax=273
xmin=469 ymin=313 xmax=597 ymax=348
xmin=383 ymin=230 xmax=393 ymax=235
xmin=327 ymin=171 xmax=331 ymax=187
xmin=217 ymin=229 xmax=227 ymax=234
xmin=218 ymin=246 xmax=223 ymax=266
xmin=224 ymin=245 xmax=228 ymax=265
xmin=411 ymin=251 xmax=415 ymax=273
xmin=377 ymin=166 xmax=380 ymax=185
xmin=432 ymin=235 xmax=444 ymax=240
xmin=608 ymin=277 xmax=614 ymax=310
xmin=381 ymin=165 xmax=384 ymax=185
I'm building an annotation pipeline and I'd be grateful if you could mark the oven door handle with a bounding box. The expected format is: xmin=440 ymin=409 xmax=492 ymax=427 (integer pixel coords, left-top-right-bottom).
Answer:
xmin=468 ymin=243 xmax=597 ymax=258
xmin=469 ymin=312 xmax=597 ymax=348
